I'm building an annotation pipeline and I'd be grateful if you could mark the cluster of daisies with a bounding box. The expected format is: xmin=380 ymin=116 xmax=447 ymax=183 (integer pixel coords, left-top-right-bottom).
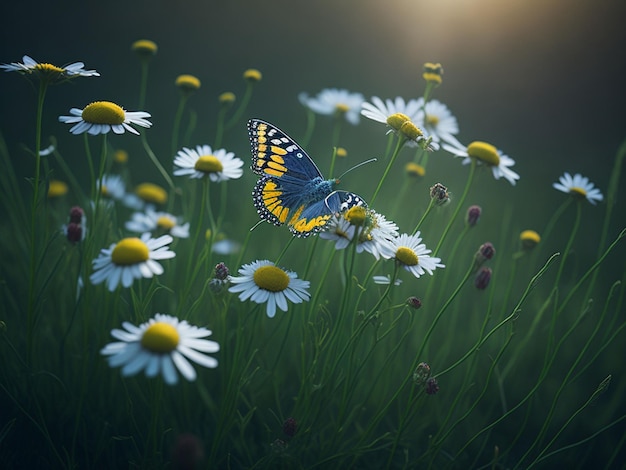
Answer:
xmin=2 ymin=54 xmax=605 ymax=388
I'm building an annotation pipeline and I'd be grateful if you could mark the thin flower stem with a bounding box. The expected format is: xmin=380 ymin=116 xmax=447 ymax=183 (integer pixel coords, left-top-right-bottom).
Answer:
xmin=26 ymin=79 xmax=47 ymax=365
xmin=411 ymin=196 xmax=436 ymax=235
xmin=141 ymin=133 xmax=175 ymax=190
xmin=434 ymin=157 xmax=476 ymax=256
xmin=370 ymin=136 xmax=405 ymax=206
xmin=224 ymin=82 xmax=254 ymax=131
xmin=171 ymin=94 xmax=189 ymax=157
xmin=138 ymin=60 xmax=149 ymax=110
xmin=300 ymin=108 xmax=316 ymax=148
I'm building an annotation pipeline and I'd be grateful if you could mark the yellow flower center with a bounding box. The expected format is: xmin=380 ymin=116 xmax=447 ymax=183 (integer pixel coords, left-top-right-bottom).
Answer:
xmin=47 ymin=180 xmax=68 ymax=198
xmin=396 ymin=246 xmax=419 ymax=266
xmin=426 ymin=114 xmax=439 ymax=127
xmin=132 ymin=39 xmax=158 ymax=55
xmin=141 ymin=322 xmax=180 ymax=353
xmin=175 ymin=74 xmax=201 ymax=91
xmin=136 ymin=183 xmax=167 ymax=204
xmin=111 ymin=238 xmax=150 ymax=265
xmin=335 ymin=103 xmax=350 ymax=113
xmin=336 ymin=147 xmax=348 ymax=158
xmin=219 ymin=92 xmax=236 ymax=104
xmin=343 ymin=206 xmax=367 ymax=226
xmin=423 ymin=62 xmax=443 ymax=84
xmin=253 ymin=265 xmax=290 ymax=292
xmin=467 ymin=141 xmax=500 ymax=166
xmin=400 ymin=121 xmax=423 ymax=141
xmin=243 ymin=69 xmax=262 ymax=81
xmin=82 ymin=101 xmax=125 ymax=125
xmin=156 ymin=216 xmax=176 ymax=230
xmin=520 ymin=230 xmax=541 ymax=249
xmin=114 ymin=149 xmax=128 ymax=163
xmin=386 ymin=113 xmax=411 ymax=131
xmin=405 ymin=162 xmax=425 ymax=177
xmin=569 ymin=186 xmax=588 ymax=197
xmin=101 ymin=185 xmax=110 ymax=197
xmin=34 ymin=63 xmax=64 ymax=74
xmin=195 ymin=155 xmax=224 ymax=173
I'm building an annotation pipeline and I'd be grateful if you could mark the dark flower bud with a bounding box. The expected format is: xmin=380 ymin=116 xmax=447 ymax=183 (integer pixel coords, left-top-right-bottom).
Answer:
xmin=214 ymin=262 xmax=230 ymax=281
xmin=282 ymin=417 xmax=298 ymax=438
xmin=474 ymin=242 xmax=495 ymax=268
xmin=413 ymin=362 xmax=431 ymax=386
xmin=406 ymin=297 xmax=422 ymax=310
xmin=170 ymin=433 xmax=204 ymax=470
xmin=474 ymin=267 xmax=492 ymax=290
xmin=466 ymin=205 xmax=481 ymax=227
xmin=425 ymin=377 xmax=440 ymax=395
xmin=69 ymin=206 xmax=85 ymax=224
xmin=65 ymin=223 xmax=84 ymax=244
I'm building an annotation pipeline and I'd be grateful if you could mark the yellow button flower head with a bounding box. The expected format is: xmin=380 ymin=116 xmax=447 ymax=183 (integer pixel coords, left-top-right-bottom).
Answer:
xmin=176 ymin=74 xmax=201 ymax=93
xmin=520 ymin=230 xmax=541 ymax=250
xmin=113 ymin=149 xmax=128 ymax=164
xmin=405 ymin=162 xmax=425 ymax=178
xmin=243 ymin=69 xmax=262 ymax=82
xmin=47 ymin=180 xmax=68 ymax=198
xmin=135 ymin=182 xmax=168 ymax=205
xmin=132 ymin=39 xmax=158 ymax=58
xmin=218 ymin=92 xmax=236 ymax=104
xmin=423 ymin=62 xmax=443 ymax=85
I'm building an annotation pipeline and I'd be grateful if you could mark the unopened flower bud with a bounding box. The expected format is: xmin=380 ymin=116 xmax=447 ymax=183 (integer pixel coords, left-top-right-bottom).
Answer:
xmin=282 ymin=417 xmax=298 ymax=438
xmin=425 ymin=377 xmax=440 ymax=395
xmin=466 ymin=205 xmax=481 ymax=227
xmin=407 ymin=297 xmax=422 ymax=310
xmin=69 ymin=206 xmax=85 ymax=224
xmin=474 ymin=266 xmax=492 ymax=290
xmin=413 ymin=362 xmax=431 ymax=386
xmin=474 ymin=242 xmax=495 ymax=267
xmin=65 ymin=223 xmax=83 ymax=244
xmin=214 ymin=262 xmax=230 ymax=281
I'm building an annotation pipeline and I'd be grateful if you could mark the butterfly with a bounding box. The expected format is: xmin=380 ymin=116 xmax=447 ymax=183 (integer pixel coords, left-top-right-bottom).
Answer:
xmin=248 ymin=119 xmax=367 ymax=237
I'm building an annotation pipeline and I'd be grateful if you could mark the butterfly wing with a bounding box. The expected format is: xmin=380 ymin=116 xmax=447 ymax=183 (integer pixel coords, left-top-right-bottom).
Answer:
xmin=248 ymin=119 xmax=323 ymax=181
xmin=288 ymin=190 xmax=368 ymax=237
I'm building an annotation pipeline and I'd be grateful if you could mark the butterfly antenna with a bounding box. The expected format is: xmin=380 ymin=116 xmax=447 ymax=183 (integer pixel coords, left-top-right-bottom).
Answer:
xmin=249 ymin=220 xmax=264 ymax=232
xmin=336 ymin=158 xmax=377 ymax=182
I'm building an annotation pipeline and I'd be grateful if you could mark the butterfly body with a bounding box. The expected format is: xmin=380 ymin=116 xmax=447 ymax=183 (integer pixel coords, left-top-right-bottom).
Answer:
xmin=248 ymin=119 xmax=366 ymax=237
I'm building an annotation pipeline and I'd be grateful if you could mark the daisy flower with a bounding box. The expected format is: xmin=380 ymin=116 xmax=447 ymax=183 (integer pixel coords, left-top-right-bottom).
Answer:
xmin=442 ymin=137 xmax=520 ymax=186
xmin=414 ymin=99 xmax=459 ymax=143
xmin=228 ymin=260 xmax=310 ymax=318
xmin=320 ymin=208 xmax=399 ymax=260
xmin=58 ymin=101 xmax=152 ymax=135
xmin=299 ymin=88 xmax=365 ymax=125
xmin=552 ymin=172 xmax=603 ymax=205
xmin=173 ymin=145 xmax=243 ymax=182
xmin=90 ymin=233 xmax=176 ymax=291
xmin=361 ymin=96 xmax=422 ymax=125
xmin=380 ymin=232 xmax=445 ymax=279
xmin=100 ymin=313 xmax=219 ymax=385
xmin=98 ymin=174 xmax=126 ymax=201
xmin=1 ymin=55 xmax=99 ymax=80
xmin=361 ymin=96 xmax=436 ymax=149
xmin=126 ymin=208 xmax=190 ymax=238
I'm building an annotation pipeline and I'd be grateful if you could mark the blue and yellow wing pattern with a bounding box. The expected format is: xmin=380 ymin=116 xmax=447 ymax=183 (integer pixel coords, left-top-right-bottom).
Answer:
xmin=248 ymin=119 xmax=366 ymax=237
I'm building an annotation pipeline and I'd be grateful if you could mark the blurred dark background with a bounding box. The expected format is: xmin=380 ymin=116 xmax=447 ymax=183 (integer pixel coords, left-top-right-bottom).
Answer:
xmin=2 ymin=0 xmax=625 ymax=286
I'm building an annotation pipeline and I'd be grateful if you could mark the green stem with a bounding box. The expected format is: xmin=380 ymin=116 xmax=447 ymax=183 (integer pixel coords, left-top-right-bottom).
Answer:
xmin=370 ymin=136 xmax=406 ymax=205
xmin=26 ymin=79 xmax=48 ymax=365
xmin=171 ymin=94 xmax=189 ymax=157
xmin=141 ymin=133 xmax=175 ymax=190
